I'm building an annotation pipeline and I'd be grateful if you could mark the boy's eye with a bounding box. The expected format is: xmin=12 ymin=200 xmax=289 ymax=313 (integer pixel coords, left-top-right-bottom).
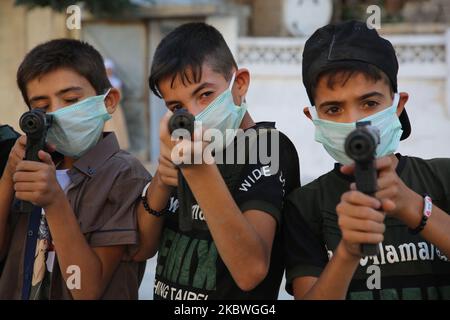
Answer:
xmin=324 ymin=106 xmax=341 ymax=115
xmin=362 ymin=100 xmax=380 ymax=109
xmin=201 ymin=91 xmax=213 ymax=97
xmin=199 ymin=91 xmax=214 ymax=100
xmin=170 ymin=105 xmax=182 ymax=112
xmin=65 ymin=98 xmax=79 ymax=103
xmin=33 ymin=105 xmax=49 ymax=111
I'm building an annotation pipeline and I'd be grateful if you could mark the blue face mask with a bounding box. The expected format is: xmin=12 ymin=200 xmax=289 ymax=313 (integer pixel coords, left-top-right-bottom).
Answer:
xmin=309 ymin=93 xmax=403 ymax=165
xmin=46 ymin=90 xmax=112 ymax=158
xmin=195 ymin=73 xmax=247 ymax=150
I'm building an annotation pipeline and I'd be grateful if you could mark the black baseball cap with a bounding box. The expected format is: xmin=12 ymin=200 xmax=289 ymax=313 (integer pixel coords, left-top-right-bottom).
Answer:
xmin=302 ymin=20 xmax=411 ymax=140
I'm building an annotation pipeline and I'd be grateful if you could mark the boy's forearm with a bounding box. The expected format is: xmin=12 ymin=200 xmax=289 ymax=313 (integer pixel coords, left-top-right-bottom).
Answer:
xmin=399 ymin=192 xmax=450 ymax=257
xmin=0 ymin=173 xmax=14 ymax=255
xmin=181 ymin=163 xmax=272 ymax=290
xmin=133 ymin=173 xmax=169 ymax=261
xmin=300 ymin=242 xmax=360 ymax=300
xmin=44 ymin=191 xmax=109 ymax=299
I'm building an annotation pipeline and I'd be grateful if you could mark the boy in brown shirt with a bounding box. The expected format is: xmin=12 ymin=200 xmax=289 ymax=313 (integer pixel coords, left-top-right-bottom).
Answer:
xmin=0 ymin=39 xmax=150 ymax=299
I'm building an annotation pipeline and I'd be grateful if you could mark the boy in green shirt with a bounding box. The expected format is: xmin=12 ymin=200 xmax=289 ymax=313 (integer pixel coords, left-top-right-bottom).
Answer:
xmin=283 ymin=20 xmax=450 ymax=300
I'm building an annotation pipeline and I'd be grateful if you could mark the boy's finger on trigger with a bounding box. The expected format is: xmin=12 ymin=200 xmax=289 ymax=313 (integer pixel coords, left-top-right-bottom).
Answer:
xmin=160 ymin=144 xmax=173 ymax=159
xmin=17 ymin=135 xmax=27 ymax=146
xmin=346 ymin=205 xmax=384 ymax=222
xmin=13 ymin=171 xmax=40 ymax=183
xmin=13 ymin=182 xmax=37 ymax=192
xmin=167 ymin=178 xmax=178 ymax=187
xmin=375 ymin=156 xmax=393 ymax=170
xmin=380 ymin=199 xmax=396 ymax=212
xmin=159 ymin=154 xmax=173 ymax=167
xmin=342 ymin=190 xmax=381 ymax=209
xmin=14 ymin=191 xmax=30 ymax=202
xmin=376 ymin=174 xmax=395 ymax=190
xmin=345 ymin=206 xmax=385 ymax=222
xmin=15 ymin=160 xmax=37 ymax=172
xmin=160 ymin=174 xmax=177 ymax=187
xmin=340 ymin=164 xmax=355 ymax=175
xmin=162 ymin=110 xmax=173 ymax=127
xmin=344 ymin=230 xmax=384 ymax=245
xmin=38 ymin=150 xmax=53 ymax=165
xmin=340 ymin=214 xmax=381 ymax=233
xmin=159 ymin=161 xmax=178 ymax=177
xmin=46 ymin=143 xmax=57 ymax=153
xmin=13 ymin=148 xmax=25 ymax=161
xmin=375 ymin=185 xmax=399 ymax=200
xmin=159 ymin=111 xmax=173 ymax=139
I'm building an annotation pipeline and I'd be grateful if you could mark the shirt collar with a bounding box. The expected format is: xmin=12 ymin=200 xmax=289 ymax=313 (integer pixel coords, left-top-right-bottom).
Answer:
xmin=68 ymin=132 xmax=120 ymax=179
xmin=333 ymin=153 xmax=407 ymax=182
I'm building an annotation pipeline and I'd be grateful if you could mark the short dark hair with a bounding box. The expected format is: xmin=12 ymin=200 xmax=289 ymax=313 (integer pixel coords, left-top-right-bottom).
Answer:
xmin=310 ymin=61 xmax=394 ymax=103
xmin=149 ymin=22 xmax=238 ymax=98
xmin=17 ymin=39 xmax=111 ymax=106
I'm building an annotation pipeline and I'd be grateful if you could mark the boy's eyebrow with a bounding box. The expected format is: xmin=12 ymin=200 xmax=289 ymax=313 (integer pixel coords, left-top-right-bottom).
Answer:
xmin=191 ymin=82 xmax=214 ymax=97
xmin=358 ymin=91 xmax=384 ymax=100
xmin=164 ymin=82 xmax=215 ymax=107
xmin=29 ymin=95 xmax=49 ymax=103
xmin=55 ymin=86 xmax=83 ymax=96
xmin=318 ymin=91 xmax=385 ymax=108
xmin=29 ymin=86 xmax=84 ymax=103
xmin=318 ymin=100 xmax=343 ymax=108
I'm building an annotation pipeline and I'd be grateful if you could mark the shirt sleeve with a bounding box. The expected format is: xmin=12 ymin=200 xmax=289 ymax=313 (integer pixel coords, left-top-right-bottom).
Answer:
xmin=232 ymin=129 xmax=300 ymax=226
xmin=233 ymin=161 xmax=284 ymax=225
xmin=283 ymin=190 xmax=329 ymax=296
xmin=87 ymin=165 xmax=151 ymax=255
xmin=0 ymin=137 xmax=17 ymax=176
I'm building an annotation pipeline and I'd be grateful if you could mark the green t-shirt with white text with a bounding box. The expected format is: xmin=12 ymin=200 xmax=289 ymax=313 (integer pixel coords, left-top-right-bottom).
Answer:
xmin=284 ymin=154 xmax=450 ymax=300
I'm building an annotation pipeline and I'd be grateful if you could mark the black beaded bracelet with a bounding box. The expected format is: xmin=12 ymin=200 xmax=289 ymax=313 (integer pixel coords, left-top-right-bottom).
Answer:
xmin=141 ymin=182 xmax=165 ymax=217
xmin=408 ymin=214 xmax=428 ymax=235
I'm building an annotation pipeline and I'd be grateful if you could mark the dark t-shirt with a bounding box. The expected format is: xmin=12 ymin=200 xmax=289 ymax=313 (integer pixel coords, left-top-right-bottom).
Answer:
xmin=0 ymin=125 xmax=19 ymax=176
xmin=0 ymin=125 xmax=19 ymax=276
xmin=154 ymin=123 xmax=300 ymax=300
xmin=284 ymin=154 xmax=450 ymax=300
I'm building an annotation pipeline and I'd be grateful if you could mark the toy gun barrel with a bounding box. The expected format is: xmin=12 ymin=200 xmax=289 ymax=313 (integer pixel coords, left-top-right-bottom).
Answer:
xmin=168 ymin=109 xmax=195 ymax=136
xmin=18 ymin=109 xmax=52 ymax=213
xmin=345 ymin=121 xmax=380 ymax=256
xmin=167 ymin=109 xmax=196 ymax=231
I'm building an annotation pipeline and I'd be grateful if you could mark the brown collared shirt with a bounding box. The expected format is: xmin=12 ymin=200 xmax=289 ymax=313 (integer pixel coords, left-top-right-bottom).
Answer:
xmin=0 ymin=133 xmax=151 ymax=299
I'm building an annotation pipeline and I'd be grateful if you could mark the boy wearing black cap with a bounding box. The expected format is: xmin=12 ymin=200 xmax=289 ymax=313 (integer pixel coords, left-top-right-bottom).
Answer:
xmin=283 ymin=20 xmax=450 ymax=300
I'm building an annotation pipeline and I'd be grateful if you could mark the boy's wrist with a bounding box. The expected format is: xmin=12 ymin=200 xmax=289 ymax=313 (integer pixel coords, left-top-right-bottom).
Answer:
xmin=42 ymin=187 xmax=67 ymax=212
xmin=337 ymin=241 xmax=363 ymax=263
xmin=154 ymin=169 xmax=175 ymax=192
xmin=180 ymin=163 xmax=216 ymax=185
xmin=395 ymin=191 xmax=423 ymax=229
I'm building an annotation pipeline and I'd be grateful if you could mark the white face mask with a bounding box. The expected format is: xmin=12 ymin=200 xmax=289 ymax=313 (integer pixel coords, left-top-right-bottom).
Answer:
xmin=46 ymin=90 xmax=112 ymax=159
xmin=195 ymin=73 xmax=247 ymax=150
xmin=309 ymin=93 xmax=403 ymax=165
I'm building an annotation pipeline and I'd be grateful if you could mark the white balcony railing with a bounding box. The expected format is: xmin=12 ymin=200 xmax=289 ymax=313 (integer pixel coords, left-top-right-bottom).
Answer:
xmin=237 ymin=30 xmax=450 ymax=111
